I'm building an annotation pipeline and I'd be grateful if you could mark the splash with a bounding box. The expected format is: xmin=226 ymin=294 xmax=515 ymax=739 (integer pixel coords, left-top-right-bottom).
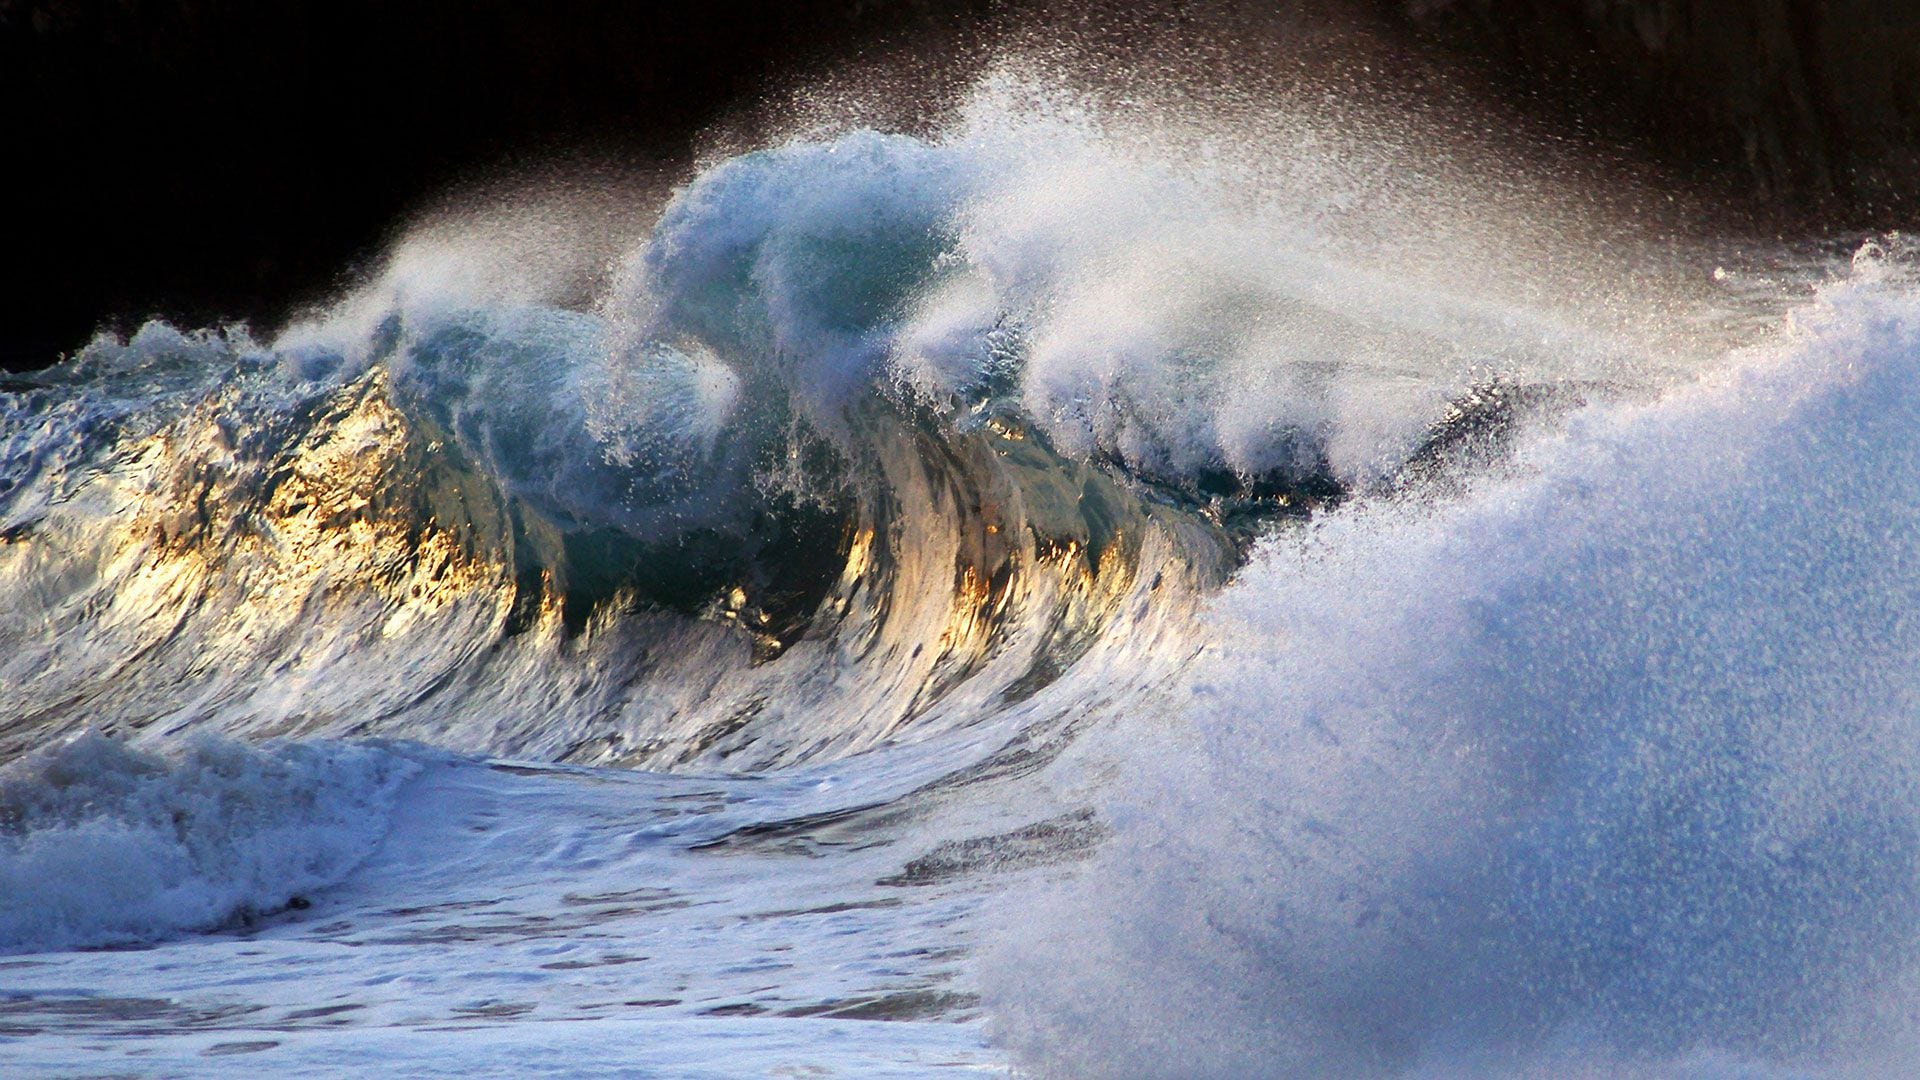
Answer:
xmin=981 ymin=251 xmax=1920 ymax=1078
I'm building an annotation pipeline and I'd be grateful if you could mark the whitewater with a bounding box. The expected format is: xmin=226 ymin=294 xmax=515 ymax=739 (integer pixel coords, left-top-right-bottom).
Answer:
xmin=4 ymin=73 xmax=1917 ymax=1077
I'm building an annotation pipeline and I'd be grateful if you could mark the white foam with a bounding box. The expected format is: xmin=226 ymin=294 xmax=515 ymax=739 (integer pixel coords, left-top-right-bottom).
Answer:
xmin=982 ymin=253 xmax=1920 ymax=1077
xmin=0 ymin=749 xmax=1015 ymax=1077
xmin=0 ymin=732 xmax=419 ymax=953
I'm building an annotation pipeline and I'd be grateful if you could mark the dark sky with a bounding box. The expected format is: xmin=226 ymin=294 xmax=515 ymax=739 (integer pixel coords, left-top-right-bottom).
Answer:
xmin=1 ymin=0 xmax=1007 ymax=369
xmin=5 ymin=0 xmax=1915 ymax=371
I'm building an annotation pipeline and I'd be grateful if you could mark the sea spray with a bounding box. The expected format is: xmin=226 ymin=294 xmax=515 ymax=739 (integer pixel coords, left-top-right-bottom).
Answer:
xmin=982 ymin=250 xmax=1920 ymax=1078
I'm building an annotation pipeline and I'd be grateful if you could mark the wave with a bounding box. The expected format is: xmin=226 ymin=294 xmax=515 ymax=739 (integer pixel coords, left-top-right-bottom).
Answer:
xmin=0 ymin=117 xmax=1570 ymax=773
xmin=981 ymin=250 xmax=1920 ymax=1078
xmin=6 ymin=74 xmax=1893 ymax=1075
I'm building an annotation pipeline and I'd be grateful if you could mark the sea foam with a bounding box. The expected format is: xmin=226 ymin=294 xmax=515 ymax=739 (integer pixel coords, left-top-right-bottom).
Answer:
xmin=0 ymin=732 xmax=419 ymax=953
xmin=983 ymin=252 xmax=1920 ymax=1077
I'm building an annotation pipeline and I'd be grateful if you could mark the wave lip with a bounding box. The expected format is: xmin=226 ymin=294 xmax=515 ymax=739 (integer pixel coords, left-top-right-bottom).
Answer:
xmin=0 ymin=732 xmax=419 ymax=954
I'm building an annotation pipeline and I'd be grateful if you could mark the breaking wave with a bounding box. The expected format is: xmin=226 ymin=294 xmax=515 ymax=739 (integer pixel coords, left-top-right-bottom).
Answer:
xmin=0 ymin=109 xmax=1563 ymax=771
xmin=3 ymin=72 xmax=1909 ymax=1077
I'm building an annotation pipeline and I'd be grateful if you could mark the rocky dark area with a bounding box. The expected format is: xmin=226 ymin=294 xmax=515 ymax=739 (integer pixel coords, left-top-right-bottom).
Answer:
xmin=3 ymin=0 xmax=1915 ymax=371
xmin=1400 ymin=0 xmax=1920 ymax=222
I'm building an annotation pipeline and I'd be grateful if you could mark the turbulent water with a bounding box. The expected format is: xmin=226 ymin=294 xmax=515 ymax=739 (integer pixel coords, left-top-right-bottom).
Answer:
xmin=3 ymin=75 xmax=1917 ymax=1077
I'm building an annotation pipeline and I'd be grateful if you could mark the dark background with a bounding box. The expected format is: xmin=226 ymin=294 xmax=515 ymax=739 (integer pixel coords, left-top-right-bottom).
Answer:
xmin=4 ymin=0 xmax=1916 ymax=371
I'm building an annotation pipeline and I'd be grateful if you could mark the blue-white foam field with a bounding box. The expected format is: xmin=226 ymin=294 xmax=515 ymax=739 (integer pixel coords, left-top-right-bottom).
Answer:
xmin=985 ymin=251 xmax=1920 ymax=1079
xmin=1 ymin=740 xmax=1018 ymax=1077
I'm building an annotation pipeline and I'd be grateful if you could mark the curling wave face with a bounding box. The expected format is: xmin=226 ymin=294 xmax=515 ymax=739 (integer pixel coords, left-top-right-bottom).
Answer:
xmin=0 ymin=311 xmax=1194 ymax=771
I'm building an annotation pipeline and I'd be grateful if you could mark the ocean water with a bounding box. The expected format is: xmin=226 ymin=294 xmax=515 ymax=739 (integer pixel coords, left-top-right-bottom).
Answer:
xmin=2 ymin=75 xmax=1913 ymax=1077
